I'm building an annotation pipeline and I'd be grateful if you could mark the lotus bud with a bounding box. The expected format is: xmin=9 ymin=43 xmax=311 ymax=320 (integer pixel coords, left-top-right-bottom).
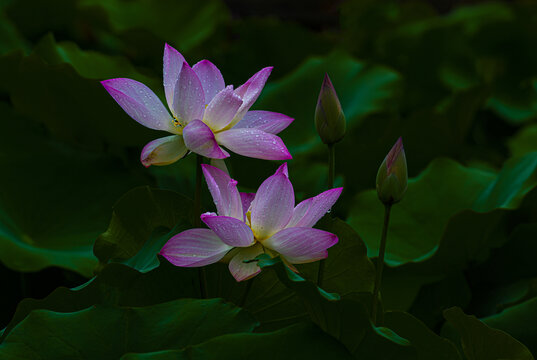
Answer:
xmin=315 ymin=73 xmax=346 ymax=145
xmin=376 ymin=137 xmax=408 ymax=205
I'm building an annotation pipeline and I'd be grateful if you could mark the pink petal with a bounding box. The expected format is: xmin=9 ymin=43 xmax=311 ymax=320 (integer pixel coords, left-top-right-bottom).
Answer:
xmin=240 ymin=192 xmax=255 ymax=220
xmin=159 ymin=229 xmax=231 ymax=267
xmin=101 ymin=78 xmax=174 ymax=132
xmin=285 ymin=198 xmax=312 ymax=227
xmin=249 ymin=170 xmax=294 ymax=240
xmin=263 ymin=227 xmax=338 ymax=264
xmin=234 ymin=111 xmax=294 ymax=135
xmin=228 ymin=243 xmax=264 ymax=282
xmin=203 ymin=86 xmax=243 ymax=131
xmin=163 ymin=44 xmax=186 ymax=112
xmin=275 ymin=163 xmax=289 ymax=178
xmin=193 ymin=59 xmax=225 ymax=104
xmin=286 ymin=188 xmax=343 ymax=228
xmin=287 ymin=250 xmax=328 ymax=264
xmin=201 ymin=164 xmax=243 ymax=219
xmin=229 ymin=67 xmax=273 ymax=126
xmin=183 ymin=120 xmax=229 ymax=159
xmin=140 ymin=135 xmax=188 ymax=167
xmin=172 ymin=62 xmax=205 ymax=123
xmin=201 ymin=214 xmax=254 ymax=247
xmin=215 ymin=128 xmax=292 ymax=160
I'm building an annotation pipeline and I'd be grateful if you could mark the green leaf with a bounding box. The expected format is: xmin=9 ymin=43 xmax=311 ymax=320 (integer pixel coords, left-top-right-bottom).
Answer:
xmin=208 ymin=17 xmax=332 ymax=85
xmin=443 ymin=307 xmax=534 ymax=360
xmin=508 ymin=125 xmax=537 ymax=158
xmin=1 ymin=262 xmax=199 ymax=341
xmin=120 ymin=322 xmax=354 ymax=360
xmin=79 ymin=0 xmax=230 ymax=52
xmin=0 ymin=8 xmax=30 ymax=55
xmin=407 ymin=272 xmax=471 ymax=330
xmin=257 ymin=255 xmax=417 ymax=359
xmin=203 ymin=217 xmax=375 ymax=332
xmin=378 ymin=205 xmax=513 ymax=313
xmin=482 ymin=297 xmax=537 ymax=356
xmin=349 ymin=155 xmax=537 ymax=266
xmin=0 ymin=298 xmax=257 ymax=359
xmin=0 ymin=103 xmax=147 ymax=276
xmin=467 ymin=222 xmax=537 ymax=316
xmin=486 ymin=80 xmax=537 ymax=124
xmin=313 ymin=217 xmax=376 ymax=294
xmin=94 ymin=186 xmax=193 ymax=268
xmin=0 ymin=50 xmax=156 ymax=151
xmin=34 ymin=33 xmax=159 ymax=87
xmin=384 ymin=311 xmax=462 ymax=360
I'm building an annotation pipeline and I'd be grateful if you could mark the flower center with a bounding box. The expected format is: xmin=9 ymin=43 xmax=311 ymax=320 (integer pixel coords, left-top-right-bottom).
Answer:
xmin=172 ymin=116 xmax=185 ymax=134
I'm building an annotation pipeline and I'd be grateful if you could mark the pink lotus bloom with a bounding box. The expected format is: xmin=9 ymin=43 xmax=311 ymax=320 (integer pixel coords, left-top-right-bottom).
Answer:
xmin=160 ymin=163 xmax=342 ymax=281
xmin=101 ymin=44 xmax=293 ymax=167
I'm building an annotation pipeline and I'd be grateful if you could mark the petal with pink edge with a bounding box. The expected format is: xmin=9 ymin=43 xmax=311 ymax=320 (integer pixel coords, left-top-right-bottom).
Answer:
xmin=140 ymin=135 xmax=187 ymax=167
xmin=163 ymin=44 xmax=186 ymax=112
xmin=172 ymin=62 xmax=205 ymax=123
xmin=285 ymin=198 xmax=312 ymax=228
xmin=240 ymin=192 xmax=255 ymax=220
xmin=229 ymin=243 xmax=264 ymax=282
xmin=193 ymin=59 xmax=225 ymax=104
xmin=249 ymin=171 xmax=294 ymax=240
xmin=274 ymin=163 xmax=289 ymax=178
xmin=201 ymin=164 xmax=242 ymax=219
xmin=286 ymin=188 xmax=343 ymax=228
xmin=215 ymin=129 xmax=292 ymax=160
xmin=203 ymin=86 xmax=243 ymax=131
xmin=263 ymin=227 xmax=338 ymax=264
xmin=285 ymin=250 xmax=328 ymax=264
xmin=228 ymin=67 xmax=273 ymax=127
xmin=234 ymin=111 xmax=294 ymax=135
xmin=183 ymin=120 xmax=229 ymax=159
xmin=159 ymin=229 xmax=231 ymax=267
xmin=101 ymin=78 xmax=174 ymax=132
xmin=201 ymin=214 xmax=254 ymax=247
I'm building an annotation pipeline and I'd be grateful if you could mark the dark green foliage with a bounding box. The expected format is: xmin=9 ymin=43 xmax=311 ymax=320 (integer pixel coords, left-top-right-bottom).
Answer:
xmin=1 ymin=0 xmax=537 ymax=357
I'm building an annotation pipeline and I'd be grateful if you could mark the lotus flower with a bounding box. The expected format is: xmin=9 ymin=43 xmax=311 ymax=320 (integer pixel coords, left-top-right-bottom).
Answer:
xmin=160 ymin=163 xmax=342 ymax=281
xmin=101 ymin=44 xmax=293 ymax=167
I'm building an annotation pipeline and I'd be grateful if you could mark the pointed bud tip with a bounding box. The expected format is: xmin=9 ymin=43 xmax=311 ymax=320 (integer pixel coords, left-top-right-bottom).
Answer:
xmin=322 ymin=73 xmax=335 ymax=90
xmin=386 ymin=137 xmax=405 ymax=172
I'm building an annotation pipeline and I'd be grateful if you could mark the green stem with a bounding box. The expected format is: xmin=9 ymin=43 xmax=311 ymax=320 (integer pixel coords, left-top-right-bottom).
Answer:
xmin=239 ymin=277 xmax=255 ymax=307
xmin=371 ymin=203 xmax=392 ymax=325
xmin=194 ymin=154 xmax=208 ymax=299
xmin=328 ymin=143 xmax=335 ymax=189
xmin=317 ymin=144 xmax=336 ymax=287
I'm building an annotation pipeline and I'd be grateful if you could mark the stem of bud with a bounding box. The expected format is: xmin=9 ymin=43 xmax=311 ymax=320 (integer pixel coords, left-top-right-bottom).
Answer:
xmin=371 ymin=203 xmax=392 ymax=325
